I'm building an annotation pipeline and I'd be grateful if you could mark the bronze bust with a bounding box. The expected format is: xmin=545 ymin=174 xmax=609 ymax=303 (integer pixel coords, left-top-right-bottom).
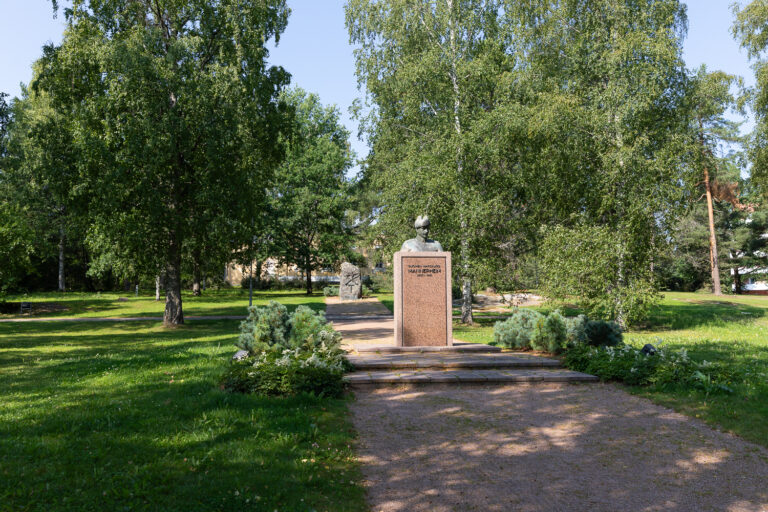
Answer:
xmin=401 ymin=215 xmax=443 ymax=252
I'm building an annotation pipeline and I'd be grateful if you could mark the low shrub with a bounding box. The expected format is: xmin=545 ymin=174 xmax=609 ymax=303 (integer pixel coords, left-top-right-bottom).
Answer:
xmin=493 ymin=309 xmax=544 ymax=349
xmin=323 ymin=285 xmax=339 ymax=297
xmin=222 ymin=347 xmax=347 ymax=398
xmin=584 ymin=320 xmax=623 ymax=347
xmin=370 ymin=272 xmax=393 ymax=293
xmin=532 ymin=310 xmax=567 ymax=353
xmin=226 ymin=301 xmax=348 ymax=397
xmin=362 ymin=285 xmax=372 ymax=297
xmin=563 ymin=343 xmax=734 ymax=394
xmin=565 ymin=314 xmax=589 ymax=345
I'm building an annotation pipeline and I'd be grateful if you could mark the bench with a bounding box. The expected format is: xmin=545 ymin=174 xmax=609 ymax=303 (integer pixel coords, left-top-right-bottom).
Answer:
xmin=19 ymin=302 xmax=32 ymax=314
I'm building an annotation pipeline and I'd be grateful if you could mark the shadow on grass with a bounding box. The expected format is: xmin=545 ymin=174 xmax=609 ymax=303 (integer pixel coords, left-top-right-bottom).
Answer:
xmin=0 ymin=320 xmax=364 ymax=511
xmin=641 ymin=301 xmax=766 ymax=331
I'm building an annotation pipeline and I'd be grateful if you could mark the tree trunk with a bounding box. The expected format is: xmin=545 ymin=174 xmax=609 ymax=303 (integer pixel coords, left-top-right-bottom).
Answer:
xmin=733 ymin=265 xmax=742 ymax=294
xmin=704 ymin=166 xmax=722 ymax=295
xmin=255 ymin=260 xmax=263 ymax=289
xmin=164 ymin=234 xmax=184 ymax=326
xmin=448 ymin=0 xmax=473 ymax=325
xmin=305 ymin=255 xmax=313 ymax=295
xmin=155 ymin=275 xmax=161 ymax=301
xmin=58 ymin=228 xmax=65 ymax=292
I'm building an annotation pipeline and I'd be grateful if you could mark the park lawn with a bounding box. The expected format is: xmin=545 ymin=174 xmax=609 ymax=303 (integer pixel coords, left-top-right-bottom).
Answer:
xmin=451 ymin=291 xmax=768 ymax=448
xmin=0 ymin=314 xmax=366 ymax=510
xmin=0 ymin=289 xmax=325 ymax=319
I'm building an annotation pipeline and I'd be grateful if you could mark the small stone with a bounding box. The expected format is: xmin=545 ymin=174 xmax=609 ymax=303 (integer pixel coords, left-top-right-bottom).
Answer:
xmin=232 ymin=350 xmax=249 ymax=361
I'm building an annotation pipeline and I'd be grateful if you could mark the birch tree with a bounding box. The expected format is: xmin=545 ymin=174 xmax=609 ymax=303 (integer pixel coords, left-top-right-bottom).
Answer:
xmin=346 ymin=0 xmax=515 ymax=324
xmin=36 ymin=0 xmax=290 ymax=325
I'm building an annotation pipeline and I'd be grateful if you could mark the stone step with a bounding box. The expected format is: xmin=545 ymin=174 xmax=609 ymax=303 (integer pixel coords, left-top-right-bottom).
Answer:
xmin=345 ymin=368 xmax=599 ymax=385
xmin=349 ymin=352 xmax=561 ymax=370
xmin=354 ymin=342 xmax=501 ymax=354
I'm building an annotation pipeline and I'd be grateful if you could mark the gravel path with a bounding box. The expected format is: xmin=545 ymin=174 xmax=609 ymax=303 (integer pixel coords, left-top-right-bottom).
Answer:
xmin=350 ymin=383 xmax=768 ymax=512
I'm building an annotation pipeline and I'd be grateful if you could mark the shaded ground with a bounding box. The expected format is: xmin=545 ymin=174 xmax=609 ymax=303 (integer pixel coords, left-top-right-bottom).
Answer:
xmin=350 ymin=383 xmax=768 ymax=512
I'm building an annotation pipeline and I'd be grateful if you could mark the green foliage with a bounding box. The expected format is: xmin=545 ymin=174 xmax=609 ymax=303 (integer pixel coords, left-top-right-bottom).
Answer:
xmin=236 ymin=301 xmax=341 ymax=356
xmin=323 ymin=285 xmax=340 ymax=297
xmin=532 ymin=310 xmax=567 ymax=354
xmin=236 ymin=301 xmax=290 ymax=354
xmin=493 ymin=309 xmax=544 ymax=349
xmin=565 ymin=343 xmax=734 ymax=394
xmin=539 ymin=225 xmax=659 ymax=327
xmin=565 ymin=314 xmax=589 ymax=345
xmin=31 ymin=0 xmax=291 ymax=323
xmin=221 ymin=355 xmax=346 ymax=398
xmin=270 ymin=88 xmax=355 ymax=294
xmin=370 ymin=271 xmax=393 ymax=293
xmin=361 ymin=285 xmax=372 ymax=297
xmin=584 ymin=320 xmax=624 ymax=348
xmin=232 ymin=300 xmax=347 ymax=397
xmin=347 ymin=0 xmax=695 ymax=315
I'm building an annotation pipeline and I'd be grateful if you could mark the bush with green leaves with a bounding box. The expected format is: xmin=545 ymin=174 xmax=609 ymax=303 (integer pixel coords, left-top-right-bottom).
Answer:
xmin=323 ymin=285 xmax=339 ymax=297
xmin=362 ymin=285 xmax=372 ymax=297
xmin=222 ymin=347 xmax=347 ymax=397
xmin=531 ymin=310 xmax=567 ymax=353
xmin=493 ymin=309 xmax=544 ymax=349
xmin=564 ymin=343 xmax=734 ymax=394
xmin=228 ymin=301 xmax=348 ymax=397
xmin=584 ymin=320 xmax=623 ymax=347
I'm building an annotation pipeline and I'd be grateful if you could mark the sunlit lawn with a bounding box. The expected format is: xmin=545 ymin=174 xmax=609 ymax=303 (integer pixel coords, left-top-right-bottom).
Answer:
xmin=1 ymin=289 xmax=325 ymax=319
xmin=0 ymin=293 xmax=365 ymax=511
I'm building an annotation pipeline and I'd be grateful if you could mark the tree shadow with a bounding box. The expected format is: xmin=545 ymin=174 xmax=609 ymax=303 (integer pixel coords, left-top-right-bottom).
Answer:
xmin=640 ymin=301 xmax=766 ymax=331
xmin=350 ymin=384 xmax=768 ymax=511
xmin=0 ymin=320 xmax=364 ymax=511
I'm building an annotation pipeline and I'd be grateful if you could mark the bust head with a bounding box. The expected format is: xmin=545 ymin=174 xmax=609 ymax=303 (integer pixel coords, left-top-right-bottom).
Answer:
xmin=414 ymin=215 xmax=430 ymax=242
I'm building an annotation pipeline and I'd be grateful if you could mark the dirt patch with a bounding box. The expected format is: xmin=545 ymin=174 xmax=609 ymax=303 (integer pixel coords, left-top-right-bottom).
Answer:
xmin=350 ymin=383 xmax=768 ymax=512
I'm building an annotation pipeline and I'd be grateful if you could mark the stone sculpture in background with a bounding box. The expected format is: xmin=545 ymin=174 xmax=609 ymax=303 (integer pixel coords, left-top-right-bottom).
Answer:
xmin=339 ymin=262 xmax=362 ymax=301
xmin=400 ymin=215 xmax=443 ymax=252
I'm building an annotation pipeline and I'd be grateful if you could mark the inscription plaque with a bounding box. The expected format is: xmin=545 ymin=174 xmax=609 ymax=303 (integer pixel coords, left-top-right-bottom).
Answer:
xmin=393 ymin=251 xmax=453 ymax=346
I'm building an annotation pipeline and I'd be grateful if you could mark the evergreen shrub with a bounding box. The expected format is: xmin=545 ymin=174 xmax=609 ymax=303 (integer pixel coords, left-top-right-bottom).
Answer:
xmin=584 ymin=320 xmax=623 ymax=347
xmin=493 ymin=309 xmax=544 ymax=349
xmin=565 ymin=314 xmax=589 ymax=345
xmin=225 ymin=301 xmax=348 ymax=397
xmin=532 ymin=310 xmax=567 ymax=353
xmin=322 ymin=285 xmax=339 ymax=297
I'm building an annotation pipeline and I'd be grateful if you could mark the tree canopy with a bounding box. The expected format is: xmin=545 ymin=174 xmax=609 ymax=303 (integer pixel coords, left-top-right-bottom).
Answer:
xmin=31 ymin=0 xmax=291 ymax=324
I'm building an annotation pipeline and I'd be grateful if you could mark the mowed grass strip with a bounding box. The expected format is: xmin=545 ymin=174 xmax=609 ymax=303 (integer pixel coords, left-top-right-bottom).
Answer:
xmin=450 ymin=291 xmax=768 ymax=448
xmin=0 ymin=318 xmax=365 ymax=511
xmin=0 ymin=289 xmax=326 ymax=319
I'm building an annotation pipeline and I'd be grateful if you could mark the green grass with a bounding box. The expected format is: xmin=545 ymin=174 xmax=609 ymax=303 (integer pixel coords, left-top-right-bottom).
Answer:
xmin=450 ymin=291 xmax=768 ymax=448
xmin=1 ymin=289 xmax=325 ymax=319
xmin=0 ymin=293 xmax=365 ymax=511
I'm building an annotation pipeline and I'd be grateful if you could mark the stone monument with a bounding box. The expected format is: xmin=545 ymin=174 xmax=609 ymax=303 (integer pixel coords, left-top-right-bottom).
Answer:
xmin=394 ymin=216 xmax=452 ymax=346
xmin=339 ymin=262 xmax=362 ymax=301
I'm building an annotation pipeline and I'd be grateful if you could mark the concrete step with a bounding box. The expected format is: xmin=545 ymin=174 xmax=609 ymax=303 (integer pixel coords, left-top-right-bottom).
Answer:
xmin=354 ymin=342 xmax=501 ymax=354
xmin=349 ymin=352 xmax=561 ymax=370
xmin=345 ymin=368 xmax=599 ymax=386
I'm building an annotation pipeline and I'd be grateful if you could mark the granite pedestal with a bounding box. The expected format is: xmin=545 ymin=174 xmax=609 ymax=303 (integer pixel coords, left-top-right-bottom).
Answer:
xmin=393 ymin=251 xmax=452 ymax=347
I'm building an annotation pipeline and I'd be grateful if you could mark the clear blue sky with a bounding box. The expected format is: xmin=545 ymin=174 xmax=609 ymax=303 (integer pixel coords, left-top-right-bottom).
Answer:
xmin=0 ymin=0 xmax=757 ymax=163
